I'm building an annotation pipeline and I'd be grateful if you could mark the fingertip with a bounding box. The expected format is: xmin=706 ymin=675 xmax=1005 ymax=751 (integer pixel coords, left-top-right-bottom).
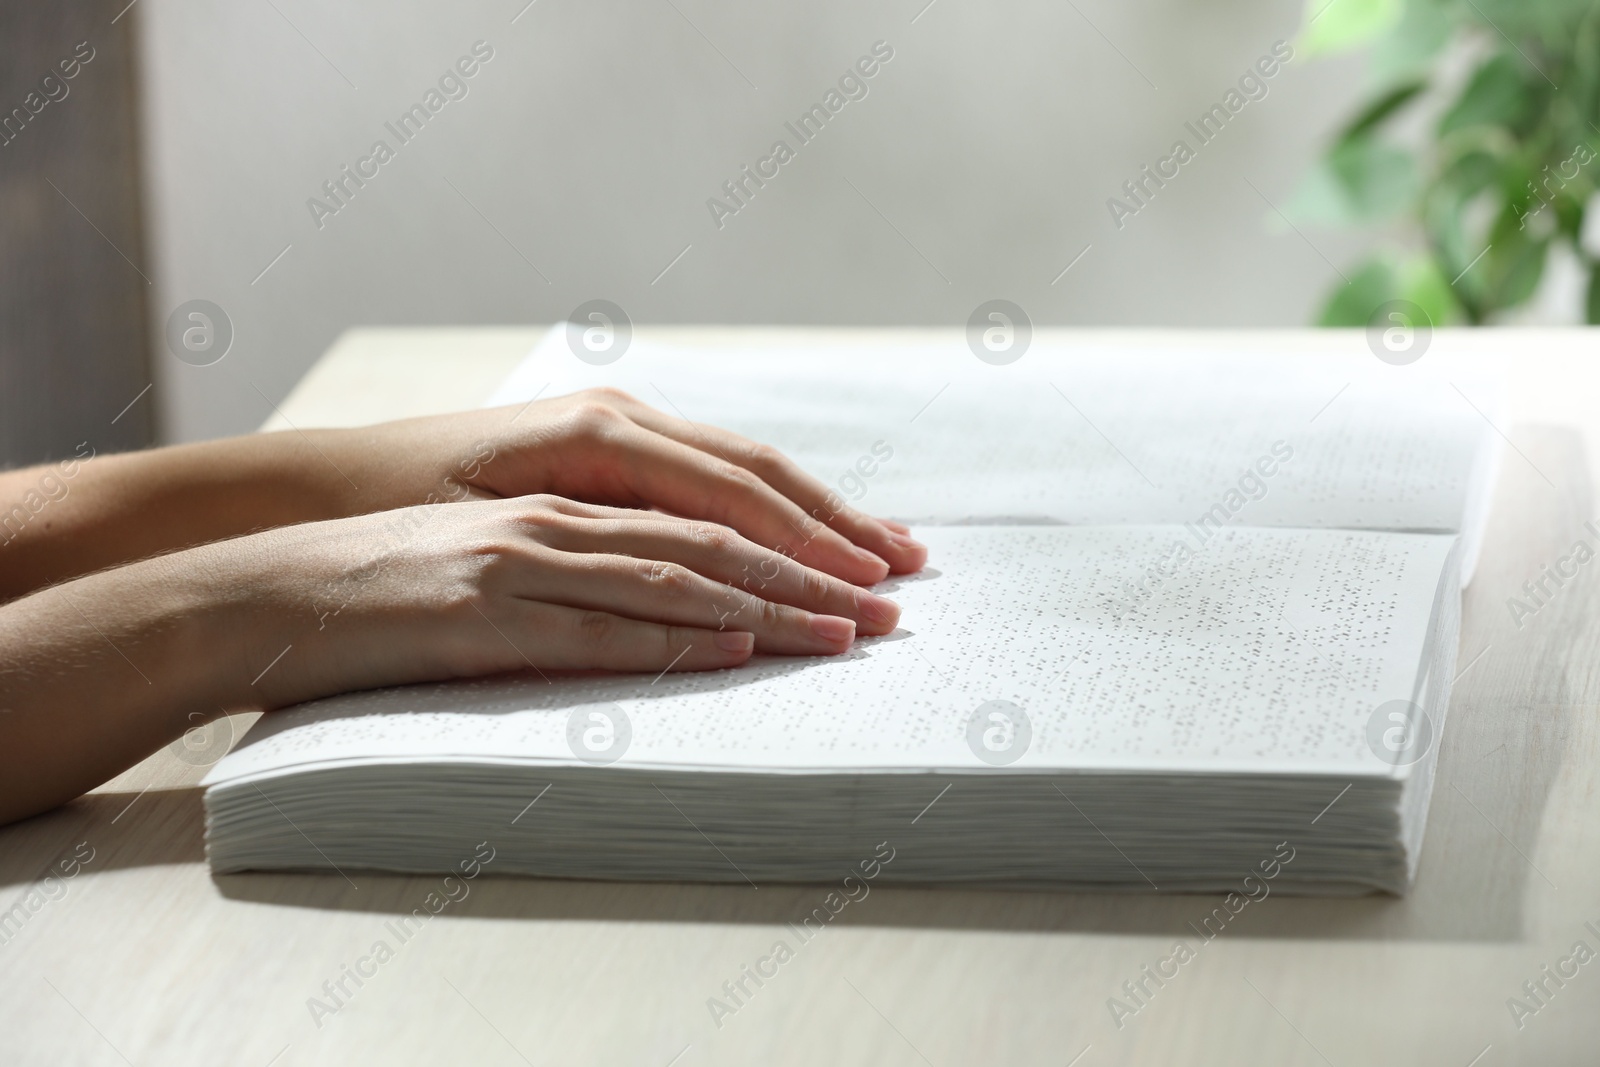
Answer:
xmin=668 ymin=630 xmax=753 ymax=672
xmin=796 ymin=533 xmax=889 ymax=586
xmin=884 ymin=540 xmax=928 ymax=574
xmin=713 ymin=630 xmax=755 ymax=654
xmin=850 ymin=546 xmax=892 ymax=583
xmin=841 ymin=518 xmax=924 ymax=577
xmin=863 ymin=524 xmax=926 ymax=573
xmin=855 ymin=592 xmax=901 ymax=635
xmin=680 ymin=629 xmax=753 ymax=671
xmin=808 ymin=613 xmax=856 ymax=644
xmin=887 ymin=529 xmax=925 ymax=550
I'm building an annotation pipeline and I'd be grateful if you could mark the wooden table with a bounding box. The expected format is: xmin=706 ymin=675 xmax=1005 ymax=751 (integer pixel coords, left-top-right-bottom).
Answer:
xmin=4 ymin=326 xmax=1598 ymax=1067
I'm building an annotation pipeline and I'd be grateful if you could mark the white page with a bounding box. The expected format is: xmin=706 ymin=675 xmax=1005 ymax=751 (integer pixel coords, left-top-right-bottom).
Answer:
xmin=204 ymin=526 xmax=1454 ymax=785
xmin=489 ymin=331 xmax=1498 ymax=534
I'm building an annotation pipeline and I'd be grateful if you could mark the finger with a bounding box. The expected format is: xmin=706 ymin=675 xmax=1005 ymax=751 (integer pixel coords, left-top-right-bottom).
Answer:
xmin=595 ymin=393 xmax=928 ymax=575
xmin=512 ymin=548 xmax=858 ymax=656
xmin=497 ymin=600 xmax=756 ymax=673
xmin=530 ymin=508 xmax=900 ymax=637
xmin=572 ymin=418 xmax=894 ymax=586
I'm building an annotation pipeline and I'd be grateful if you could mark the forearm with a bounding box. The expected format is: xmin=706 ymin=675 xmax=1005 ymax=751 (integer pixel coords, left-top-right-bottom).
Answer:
xmin=0 ymin=414 xmax=508 ymax=603
xmin=0 ymin=498 xmax=531 ymax=825
xmin=0 ymin=548 xmax=273 ymax=824
xmin=0 ymin=519 xmax=420 ymax=824
xmin=0 ymin=431 xmax=365 ymax=601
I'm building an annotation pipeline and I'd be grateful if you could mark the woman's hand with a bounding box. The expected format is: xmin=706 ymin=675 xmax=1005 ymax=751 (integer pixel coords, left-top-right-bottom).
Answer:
xmin=329 ymin=388 xmax=927 ymax=585
xmin=0 ymin=493 xmax=904 ymax=823
xmin=0 ymin=385 xmax=932 ymax=823
xmin=239 ymin=493 xmax=903 ymax=706
xmin=0 ymin=389 xmax=925 ymax=603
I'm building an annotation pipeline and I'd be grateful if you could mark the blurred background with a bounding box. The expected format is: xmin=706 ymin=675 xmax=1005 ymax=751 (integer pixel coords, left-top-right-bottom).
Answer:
xmin=1 ymin=0 xmax=1593 ymax=465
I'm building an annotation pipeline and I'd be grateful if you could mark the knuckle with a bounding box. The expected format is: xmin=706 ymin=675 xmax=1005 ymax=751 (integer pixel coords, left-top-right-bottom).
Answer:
xmin=660 ymin=625 xmax=691 ymax=663
xmin=515 ymin=496 xmax=571 ymax=534
xmin=720 ymin=463 xmax=766 ymax=495
xmin=577 ymin=610 xmax=617 ymax=648
xmin=581 ymin=385 xmax=635 ymax=406
xmin=743 ymin=442 xmax=786 ymax=474
xmin=462 ymin=536 xmax=520 ymax=576
xmin=645 ymin=560 xmax=696 ymax=601
xmin=565 ymin=400 xmax=625 ymax=440
xmin=524 ymin=492 xmax=565 ymax=512
xmin=797 ymin=565 xmax=833 ymax=606
xmin=689 ymin=522 xmax=734 ymax=555
xmin=753 ymin=593 xmax=785 ymax=631
xmin=819 ymin=497 xmax=859 ymax=524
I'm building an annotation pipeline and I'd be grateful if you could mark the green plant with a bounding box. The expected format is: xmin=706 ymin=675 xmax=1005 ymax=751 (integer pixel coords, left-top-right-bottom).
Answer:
xmin=1293 ymin=0 xmax=1600 ymax=326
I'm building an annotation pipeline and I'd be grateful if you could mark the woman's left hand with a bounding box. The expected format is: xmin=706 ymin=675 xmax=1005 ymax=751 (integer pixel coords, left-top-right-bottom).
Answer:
xmin=336 ymin=388 xmax=927 ymax=587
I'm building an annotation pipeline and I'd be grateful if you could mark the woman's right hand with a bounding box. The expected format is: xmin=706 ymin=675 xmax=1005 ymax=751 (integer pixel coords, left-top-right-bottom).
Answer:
xmin=216 ymin=493 xmax=902 ymax=711
xmin=0 ymin=493 xmax=903 ymax=825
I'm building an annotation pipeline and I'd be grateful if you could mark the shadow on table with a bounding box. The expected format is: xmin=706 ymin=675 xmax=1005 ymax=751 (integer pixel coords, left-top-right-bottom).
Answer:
xmin=0 ymin=786 xmax=206 ymax=891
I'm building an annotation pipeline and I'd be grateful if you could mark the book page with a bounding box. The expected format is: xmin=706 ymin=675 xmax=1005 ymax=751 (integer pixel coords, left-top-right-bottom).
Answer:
xmin=204 ymin=526 xmax=1456 ymax=784
xmin=489 ymin=333 xmax=1497 ymax=534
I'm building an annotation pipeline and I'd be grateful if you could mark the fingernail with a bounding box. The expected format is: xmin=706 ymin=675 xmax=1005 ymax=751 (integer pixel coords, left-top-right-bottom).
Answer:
xmin=888 ymin=531 xmax=924 ymax=549
xmin=714 ymin=631 xmax=755 ymax=653
xmin=857 ymin=593 xmax=900 ymax=626
xmin=809 ymin=614 xmax=856 ymax=645
xmin=853 ymin=546 xmax=890 ymax=573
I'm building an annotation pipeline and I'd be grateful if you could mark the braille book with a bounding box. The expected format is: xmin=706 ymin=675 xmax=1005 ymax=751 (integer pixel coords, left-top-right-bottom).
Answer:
xmin=203 ymin=334 xmax=1499 ymax=894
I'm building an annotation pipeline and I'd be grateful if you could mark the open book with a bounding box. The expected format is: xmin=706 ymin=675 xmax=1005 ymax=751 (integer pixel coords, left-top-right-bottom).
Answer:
xmin=203 ymin=333 xmax=1500 ymax=894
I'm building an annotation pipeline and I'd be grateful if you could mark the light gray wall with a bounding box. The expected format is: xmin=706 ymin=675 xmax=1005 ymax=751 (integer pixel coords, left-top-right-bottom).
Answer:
xmin=137 ymin=0 xmax=1371 ymax=443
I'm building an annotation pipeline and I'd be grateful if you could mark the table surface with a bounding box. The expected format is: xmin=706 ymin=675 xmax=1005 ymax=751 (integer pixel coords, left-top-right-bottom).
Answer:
xmin=5 ymin=326 xmax=1599 ymax=1067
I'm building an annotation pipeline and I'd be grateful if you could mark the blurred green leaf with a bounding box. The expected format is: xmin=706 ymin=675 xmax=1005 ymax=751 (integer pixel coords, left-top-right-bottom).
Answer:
xmin=1337 ymin=80 xmax=1428 ymax=141
xmin=1319 ymin=251 xmax=1459 ymax=328
xmin=1318 ymin=258 xmax=1399 ymax=325
xmin=1422 ymin=189 xmax=1468 ymax=269
xmin=1553 ymin=192 xmax=1585 ymax=239
xmin=1439 ymin=55 xmax=1533 ymax=136
xmin=1436 ymin=147 xmax=1505 ymax=200
xmin=1462 ymin=0 xmax=1595 ymax=41
xmin=1496 ymin=243 xmax=1546 ymax=306
xmin=1300 ymin=0 xmax=1402 ymax=57
xmin=1371 ymin=0 xmax=1454 ymax=79
xmin=1480 ymin=207 xmax=1548 ymax=307
xmin=1307 ymin=0 xmax=1596 ymax=325
xmin=1285 ymin=162 xmax=1360 ymax=226
xmin=1398 ymin=255 xmax=1458 ymax=325
xmin=1328 ymin=138 xmax=1419 ymax=218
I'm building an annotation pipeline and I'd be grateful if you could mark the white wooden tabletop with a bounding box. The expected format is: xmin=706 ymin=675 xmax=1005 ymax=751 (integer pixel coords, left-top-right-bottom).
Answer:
xmin=4 ymin=326 xmax=1598 ymax=1067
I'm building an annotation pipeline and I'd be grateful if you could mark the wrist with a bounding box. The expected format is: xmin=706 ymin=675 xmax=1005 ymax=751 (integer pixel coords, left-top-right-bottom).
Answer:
xmin=0 ymin=541 xmax=297 ymax=821
xmin=312 ymin=422 xmax=500 ymax=517
xmin=135 ymin=547 xmax=283 ymax=719
xmin=182 ymin=514 xmax=464 ymax=712
xmin=178 ymin=532 xmax=339 ymax=712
